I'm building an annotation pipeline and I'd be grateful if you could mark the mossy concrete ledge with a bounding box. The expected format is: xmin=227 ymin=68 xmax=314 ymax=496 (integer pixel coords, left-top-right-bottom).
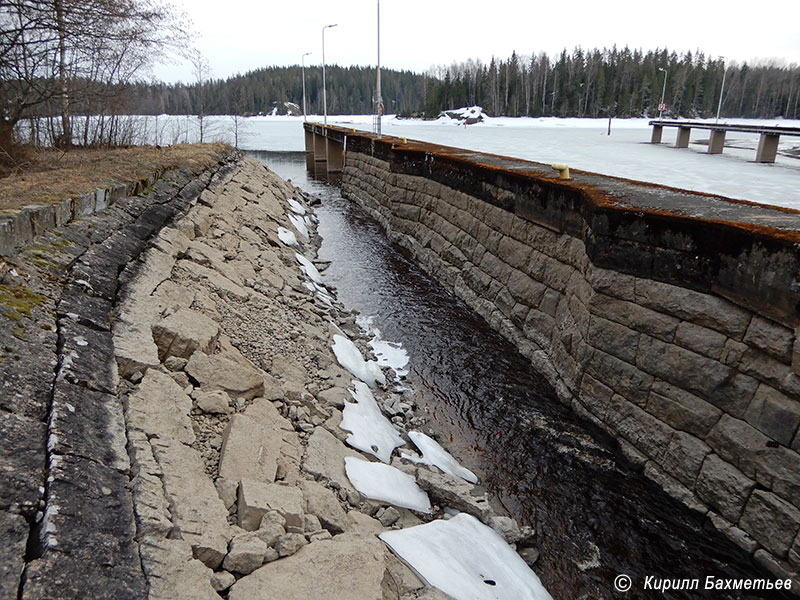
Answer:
xmin=0 ymin=173 xmax=162 ymax=256
xmin=334 ymin=125 xmax=800 ymax=588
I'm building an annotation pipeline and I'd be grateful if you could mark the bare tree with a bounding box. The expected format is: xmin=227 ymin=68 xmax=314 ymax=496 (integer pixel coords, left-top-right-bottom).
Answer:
xmin=190 ymin=49 xmax=210 ymax=143
xmin=0 ymin=0 xmax=189 ymax=167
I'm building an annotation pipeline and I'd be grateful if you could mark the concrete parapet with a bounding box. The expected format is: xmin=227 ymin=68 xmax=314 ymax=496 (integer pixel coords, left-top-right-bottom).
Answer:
xmin=1 ymin=175 xmax=157 ymax=258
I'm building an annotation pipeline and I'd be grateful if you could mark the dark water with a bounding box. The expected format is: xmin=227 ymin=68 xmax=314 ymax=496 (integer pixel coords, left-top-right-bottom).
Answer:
xmin=249 ymin=150 xmax=789 ymax=600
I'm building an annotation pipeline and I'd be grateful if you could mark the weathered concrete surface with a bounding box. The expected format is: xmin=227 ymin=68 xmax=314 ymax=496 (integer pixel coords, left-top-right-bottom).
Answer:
xmin=339 ymin=129 xmax=800 ymax=589
xmin=0 ymin=157 xmax=230 ymax=600
xmin=228 ymin=533 xmax=386 ymax=600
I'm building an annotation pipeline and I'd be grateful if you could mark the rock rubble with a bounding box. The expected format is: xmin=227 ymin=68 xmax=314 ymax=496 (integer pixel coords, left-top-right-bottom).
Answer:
xmin=111 ymin=156 xmax=541 ymax=599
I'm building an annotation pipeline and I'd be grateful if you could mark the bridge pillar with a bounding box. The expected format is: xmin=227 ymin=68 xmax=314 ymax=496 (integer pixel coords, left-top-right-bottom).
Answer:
xmin=675 ymin=126 xmax=691 ymax=148
xmin=756 ymin=133 xmax=780 ymax=163
xmin=326 ymin=137 xmax=344 ymax=173
xmin=313 ymin=132 xmax=327 ymax=164
xmin=304 ymin=127 xmax=315 ymax=170
xmin=708 ymin=129 xmax=726 ymax=154
xmin=650 ymin=125 xmax=663 ymax=144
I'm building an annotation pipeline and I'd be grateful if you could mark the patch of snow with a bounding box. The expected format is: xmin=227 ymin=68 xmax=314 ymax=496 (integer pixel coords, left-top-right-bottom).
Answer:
xmin=380 ymin=513 xmax=553 ymax=600
xmin=316 ymin=291 xmax=334 ymax=306
xmin=73 ymin=336 xmax=88 ymax=347
xmin=345 ymin=456 xmax=431 ymax=513
xmin=277 ymin=226 xmax=298 ymax=246
xmin=357 ymin=315 xmax=409 ymax=379
xmin=287 ymin=213 xmax=309 ymax=239
xmin=340 ymin=380 xmax=405 ymax=463
xmin=331 ymin=334 xmax=386 ymax=388
xmin=287 ymin=198 xmax=306 ymax=215
xmin=295 ymin=253 xmax=323 ymax=284
xmin=404 ymin=431 xmax=478 ymax=484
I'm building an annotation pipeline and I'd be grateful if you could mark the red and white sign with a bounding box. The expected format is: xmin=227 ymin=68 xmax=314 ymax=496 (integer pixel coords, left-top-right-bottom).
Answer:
xmin=658 ymin=102 xmax=667 ymax=112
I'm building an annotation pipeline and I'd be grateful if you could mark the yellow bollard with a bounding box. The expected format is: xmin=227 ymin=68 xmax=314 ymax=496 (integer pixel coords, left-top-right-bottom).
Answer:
xmin=550 ymin=163 xmax=570 ymax=180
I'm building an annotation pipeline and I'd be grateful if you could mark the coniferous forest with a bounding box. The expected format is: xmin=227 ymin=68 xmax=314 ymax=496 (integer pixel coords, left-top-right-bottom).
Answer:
xmin=129 ymin=47 xmax=800 ymax=120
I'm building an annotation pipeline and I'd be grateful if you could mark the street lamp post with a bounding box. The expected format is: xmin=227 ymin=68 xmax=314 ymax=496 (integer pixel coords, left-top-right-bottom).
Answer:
xmin=301 ymin=52 xmax=312 ymax=122
xmin=658 ymin=67 xmax=668 ymax=120
xmin=322 ymin=24 xmax=337 ymax=126
xmin=716 ymin=58 xmax=727 ymax=123
xmin=375 ymin=0 xmax=382 ymax=137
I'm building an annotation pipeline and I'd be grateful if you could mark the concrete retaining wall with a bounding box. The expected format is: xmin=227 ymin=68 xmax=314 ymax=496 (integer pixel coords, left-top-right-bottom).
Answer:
xmin=0 ymin=172 xmax=164 ymax=256
xmin=340 ymin=133 xmax=800 ymax=584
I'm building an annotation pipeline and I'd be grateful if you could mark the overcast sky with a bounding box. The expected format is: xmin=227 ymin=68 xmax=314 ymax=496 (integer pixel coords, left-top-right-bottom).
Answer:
xmin=154 ymin=0 xmax=800 ymax=83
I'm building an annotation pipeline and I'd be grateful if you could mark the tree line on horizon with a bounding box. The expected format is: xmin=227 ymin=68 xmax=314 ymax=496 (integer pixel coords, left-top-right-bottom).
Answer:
xmin=125 ymin=47 xmax=800 ymax=121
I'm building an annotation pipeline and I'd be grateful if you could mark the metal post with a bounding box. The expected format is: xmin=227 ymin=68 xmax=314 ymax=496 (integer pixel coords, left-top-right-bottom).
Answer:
xmin=322 ymin=24 xmax=337 ymax=126
xmin=658 ymin=67 xmax=668 ymax=120
xmin=376 ymin=0 xmax=382 ymax=137
xmin=716 ymin=58 xmax=727 ymax=123
xmin=301 ymin=52 xmax=311 ymax=122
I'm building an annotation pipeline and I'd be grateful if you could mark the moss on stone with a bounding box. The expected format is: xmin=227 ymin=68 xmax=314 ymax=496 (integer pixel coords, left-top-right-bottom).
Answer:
xmin=0 ymin=284 xmax=46 ymax=321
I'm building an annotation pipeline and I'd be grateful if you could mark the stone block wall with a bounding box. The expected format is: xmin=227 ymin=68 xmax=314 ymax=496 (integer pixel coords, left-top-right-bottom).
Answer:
xmin=340 ymin=141 xmax=800 ymax=583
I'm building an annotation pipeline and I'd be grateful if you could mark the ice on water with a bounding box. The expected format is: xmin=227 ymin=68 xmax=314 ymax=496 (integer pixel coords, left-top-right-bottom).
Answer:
xmin=340 ymin=381 xmax=405 ymax=463
xmin=380 ymin=513 xmax=553 ymax=600
xmin=403 ymin=431 xmax=478 ymax=484
xmin=331 ymin=334 xmax=386 ymax=388
xmin=345 ymin=456 xmax=431 ymax=513
xmin=356 ymin=315 xmax=410 ymax=379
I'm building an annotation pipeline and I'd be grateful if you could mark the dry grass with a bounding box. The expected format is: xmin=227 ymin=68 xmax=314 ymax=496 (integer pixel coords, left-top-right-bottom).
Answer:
xmin=0 ymin=143 xmax=231 ymax=211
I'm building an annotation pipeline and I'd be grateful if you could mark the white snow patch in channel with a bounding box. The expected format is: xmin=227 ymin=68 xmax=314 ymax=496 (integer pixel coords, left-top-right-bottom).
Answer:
xmin=287 ymin=198 xmax=306 ymax=215
xmin=345 ymin=456 xmax=431 ymax=513
xmin=287 ymin=212 xmax=308 ymax=239
xmin=277 ymin=226 xmax=298 ymax=246
xmin=331 ymin=334 xmax=386 ymax=388
xmin=380 ymin=513 xmax=553 ymax=600
xmin=357 ymin=315 xmax=409 ymax=379
xmin=340 ymin=380 xmax=405 ymax=463
xmin=403 ymin=431 xmax=478 ymax=484
xmin=295 ymin=253 xmax=323 ymax=284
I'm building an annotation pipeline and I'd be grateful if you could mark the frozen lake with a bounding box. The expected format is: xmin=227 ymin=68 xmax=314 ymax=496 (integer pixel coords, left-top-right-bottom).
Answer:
xmin=150 ymin=113 xmax=800 ymax=210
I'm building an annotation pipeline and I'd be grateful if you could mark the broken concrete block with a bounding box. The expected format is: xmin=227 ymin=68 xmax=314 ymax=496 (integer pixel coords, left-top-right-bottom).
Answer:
xmin=222 ymin=532 xmax=268 ymax=575
xmin=301 ymin=479 xmax=348 ymax=535
xmin=195 ymin=389 xmax=233 ymax=414
xmin=219 ymin=414 xmax=281 ymax=484
xmin=274 ymin=532 xmax=308 ymax=558
xmin=237 ymin=480 xmax=304 ymax=532
xmin=186 ymin=351 xmax=264 ymax=400
xmin=151 ymin=308 xmax=220 ymax=361
xmin=228 ymin=533 xmax=386 ymax=600
xmin=416 ymin=467 xmax=491 ymax=521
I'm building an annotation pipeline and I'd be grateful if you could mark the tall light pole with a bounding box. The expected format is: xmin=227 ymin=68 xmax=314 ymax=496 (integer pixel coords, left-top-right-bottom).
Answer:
xmin=375 ymin=0 xmax=382 ymax=137
xmin=658 ymin=67 xmax=668 ymax=120
xmin=301 ymin=52 xmax=312 ymax=122
xmin=322 ymin=24 xmax=337 ymax=126
xmin=716 ymin=57 xmax=728 ymax=123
